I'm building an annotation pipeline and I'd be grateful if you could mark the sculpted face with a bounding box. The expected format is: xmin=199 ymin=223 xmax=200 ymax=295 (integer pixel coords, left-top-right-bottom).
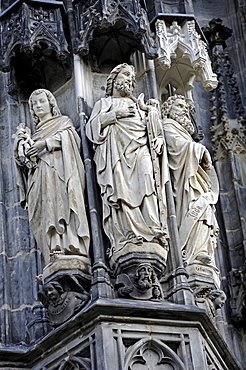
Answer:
xmin=136 ymin=264 xmax=153 ymax=290
xmin=45 ymin=284 xmax=60 ymax=302
xmin=114 ymin=65 xmax=135 ymax=97
xmin=169 ymin=98 xmax=194 ymax=135
xmin=31 ymin=91 xmax=52 ymax=122
xmin=170 ymin=98 xmax=189 ymax=116
xmin=213 ymin=293 xmax=226 ymax=309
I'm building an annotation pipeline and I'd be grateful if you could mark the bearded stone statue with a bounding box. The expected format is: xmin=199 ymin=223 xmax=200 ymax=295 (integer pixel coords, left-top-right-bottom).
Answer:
xmin=162 ymin=95 xmax=220 ymax=287
xmin=86 ymin=63 xmax=168 ymax=272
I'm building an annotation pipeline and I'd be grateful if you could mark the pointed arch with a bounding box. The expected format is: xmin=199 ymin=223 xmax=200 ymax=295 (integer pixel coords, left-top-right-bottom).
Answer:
xmin=124 ymin=338 xmax=186 ymax=370
xmin=58 ymin=355 xmax=91 ymax=370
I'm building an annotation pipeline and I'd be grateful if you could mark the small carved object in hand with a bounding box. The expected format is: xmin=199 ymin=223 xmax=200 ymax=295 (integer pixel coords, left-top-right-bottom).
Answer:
xmin=13 ymin=89 xmax=90 ymax=272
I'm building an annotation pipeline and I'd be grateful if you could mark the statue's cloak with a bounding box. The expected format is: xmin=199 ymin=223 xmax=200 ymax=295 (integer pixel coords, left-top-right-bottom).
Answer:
xmin=86 ymin=97 xmax=164 ymax=252
xmin=163 ymin=118 xmax=219 ymax=263
xmin=15 ymin=115 xmax=90 ymax=265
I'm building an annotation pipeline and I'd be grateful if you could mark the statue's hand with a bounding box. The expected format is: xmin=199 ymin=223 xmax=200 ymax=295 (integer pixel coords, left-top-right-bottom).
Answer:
xmin=116 ymin=105 xmax=136 ymax=118
xmin=138 ymin=93 xmax=148 ymax=111
xmin=26 ymin=140 xmax=46 ymax=157
xmin=118 ymin=286 xmax=133 ymax=297
xmin=201 ymin=149 xmax=212 ymax=170
xmin=151 ymin=137 xmax=163 ymax=155
xmin=17 ymin=132 xmax=28 ymax=140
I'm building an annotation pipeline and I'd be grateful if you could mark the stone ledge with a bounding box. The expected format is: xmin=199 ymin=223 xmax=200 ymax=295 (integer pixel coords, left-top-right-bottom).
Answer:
xmin=0 ymin=298 xmax=242 ymax=369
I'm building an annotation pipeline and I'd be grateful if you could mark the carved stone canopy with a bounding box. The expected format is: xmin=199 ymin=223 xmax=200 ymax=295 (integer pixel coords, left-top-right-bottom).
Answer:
xmin=0 ymin=1 xmax=71 ymax=95
xmin=74 ymin=0 xmax=157 ymax=70
xmin=155 ymin=17 xmax=218 ymax=102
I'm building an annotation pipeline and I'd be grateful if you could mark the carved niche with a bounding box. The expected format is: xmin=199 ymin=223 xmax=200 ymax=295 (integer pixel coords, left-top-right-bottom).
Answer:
xmin=74 ymin=0 xmax=157 ymax=69
xmin=205 ymin=20 xmax=246 ymax=162
xmin=0 ymin=2 xmax=71 ymax=95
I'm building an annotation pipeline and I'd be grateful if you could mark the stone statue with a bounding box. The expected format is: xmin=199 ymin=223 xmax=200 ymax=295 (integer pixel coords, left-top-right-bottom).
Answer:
xmin=13 ymin=89 xmax=90 ymax=271
xmin=86 ymin=63 xmax=168 ymax=270
xmin=38 ymin=278 xmax=90 ymax=327
xmin=162 ymin=95 xmax=220 ymax=285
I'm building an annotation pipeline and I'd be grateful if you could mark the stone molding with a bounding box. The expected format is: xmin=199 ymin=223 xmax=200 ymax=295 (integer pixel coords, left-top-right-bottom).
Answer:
xmin=0 ymin=300 xmax=241 ymax=369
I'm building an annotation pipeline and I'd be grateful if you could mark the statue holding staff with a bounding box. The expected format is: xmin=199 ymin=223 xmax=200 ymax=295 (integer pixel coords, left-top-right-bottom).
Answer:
xmin=162 ymin=95 xmax=220 ymax=284
xmin=86 ymin=63 xmax=168 ymax=269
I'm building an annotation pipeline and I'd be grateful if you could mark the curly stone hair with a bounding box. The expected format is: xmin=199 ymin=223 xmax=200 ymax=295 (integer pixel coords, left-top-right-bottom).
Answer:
xmin=29 ymin=89 xmax=61 ymax=125
xmin=105 ymin=63 xmax=136 ymax=97
xmin=161 ymin=94 xmax=188 ymax=119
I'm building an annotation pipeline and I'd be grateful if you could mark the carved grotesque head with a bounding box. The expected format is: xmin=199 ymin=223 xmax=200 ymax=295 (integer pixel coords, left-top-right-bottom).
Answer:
xmin=162 ymin=95 xmax=194 ymax=135
xmin=29 ymin=89 xmax=61 ymax=125
xmin=134 ymin=263 xmax=157 ymax=291
xmin=106 ymin=63 xmax=136 ymax=97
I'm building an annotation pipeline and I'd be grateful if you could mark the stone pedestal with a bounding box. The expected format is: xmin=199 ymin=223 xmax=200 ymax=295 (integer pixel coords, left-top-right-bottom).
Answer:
xmin=43 ymin=254 xmax=91 ymax=282
xmin=186 ymin=264 xmax=221 ymax=290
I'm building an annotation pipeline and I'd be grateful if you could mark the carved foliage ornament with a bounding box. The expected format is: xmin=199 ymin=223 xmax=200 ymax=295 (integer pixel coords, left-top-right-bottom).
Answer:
xmin=0 ymin=2 xmax=69 ymax=72
xmin=202 ymin=18 xmax=232 ymax=49
xmin=155 ymin=19 xmax=218 ymax=91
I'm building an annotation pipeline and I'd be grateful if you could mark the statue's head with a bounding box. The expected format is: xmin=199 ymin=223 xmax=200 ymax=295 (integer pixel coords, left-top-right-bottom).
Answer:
xmin=106 ymin=63 xmax=136 ymax=97
xmin=162 ymin=95 xmax=194 ymax=135
xmin=208 ymin=289 xmax=227 ymax=310
xmin=29 ymin=89 xmax=61 ymax=125
xmin=44 ymin=281 xmax=64 ymax=302
xmin=134 ymin=263 xmax=156 ymax=291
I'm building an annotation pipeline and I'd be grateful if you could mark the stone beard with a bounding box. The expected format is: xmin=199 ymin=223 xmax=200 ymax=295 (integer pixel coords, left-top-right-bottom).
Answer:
xmin=169 ymin=110 xmax=195 ymax=135
xmin=114 ymin=80 xmax=132 ymax=97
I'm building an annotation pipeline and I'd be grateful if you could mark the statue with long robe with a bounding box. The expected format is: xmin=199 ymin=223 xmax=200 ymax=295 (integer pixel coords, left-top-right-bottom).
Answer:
xmin=13 ymin=89 xmax=90 ymax=270
xmin=86 ymin=64 xmax=168 ymax=268
xmin=162 ymin=95 xmax=220 ymax=281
